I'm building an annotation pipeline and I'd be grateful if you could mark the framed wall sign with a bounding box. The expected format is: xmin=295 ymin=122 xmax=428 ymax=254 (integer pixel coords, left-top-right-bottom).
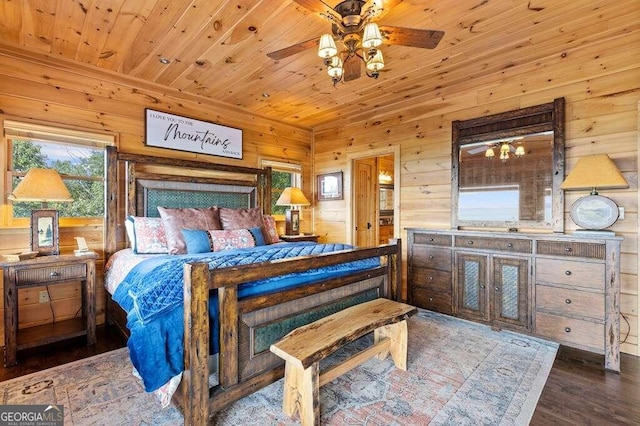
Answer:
xmin=31 ymin=209 xmax=59 ymax=255
xmin=145 ymin=109 xmax=243 ymax=159
xmin=317 ymin=172 xmax=343 ymax=200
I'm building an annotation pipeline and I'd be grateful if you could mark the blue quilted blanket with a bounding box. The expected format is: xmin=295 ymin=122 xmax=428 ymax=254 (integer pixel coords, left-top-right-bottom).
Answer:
xmin=112 ymin=242 xmax=379 ymax=392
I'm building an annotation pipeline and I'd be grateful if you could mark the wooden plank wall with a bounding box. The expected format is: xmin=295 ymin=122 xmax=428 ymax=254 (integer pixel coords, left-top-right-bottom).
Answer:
xmin=313 ymin=30 xmax=640 ymax=354
xmin=0 ymin=50 xmax=313 ymax=342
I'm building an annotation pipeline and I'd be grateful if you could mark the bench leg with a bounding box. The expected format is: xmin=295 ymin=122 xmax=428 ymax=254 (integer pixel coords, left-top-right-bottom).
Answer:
xmin=283 ymin=361 xmax=320 ymax=426
xmin=374 ymin=319 xmax=408 ymax=370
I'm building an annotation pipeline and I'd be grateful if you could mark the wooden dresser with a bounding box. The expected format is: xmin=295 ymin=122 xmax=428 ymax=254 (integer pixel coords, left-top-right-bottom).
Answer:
xmin=407 ymin=229 xmax=622 ymax=372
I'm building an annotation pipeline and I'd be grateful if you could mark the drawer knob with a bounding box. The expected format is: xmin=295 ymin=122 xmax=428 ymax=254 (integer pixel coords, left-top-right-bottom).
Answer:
xmin=564 ymin=327 xmax=571 ymax=333
xmin=565 ymin=299 xmax=572 ymax=304
xmin=428 ymin=238 xmax=434 ymax=242
xmin=429 ymin=255 xmax=434 ymax=259
xmin=565 ymin=247 xmax=572 ymax=252
xmin=507 ymin=243 xmax=513 ymax=248
xmin=495 ymin=286 xmax=499 ymax=292
xmin=428 ymin=276 xmax=433 ymax=280
xmin=50 ymin=271 xmax=60 ymax=277
xmin=428 ymin=297 xmax=433 ymax=302
xmin=480 ymin=285 xmax=485 ymax=289
xmin=565 ymin=270 xmax=572 ymax=276
xmin=467 ymin=240 xmax=473 ymax=245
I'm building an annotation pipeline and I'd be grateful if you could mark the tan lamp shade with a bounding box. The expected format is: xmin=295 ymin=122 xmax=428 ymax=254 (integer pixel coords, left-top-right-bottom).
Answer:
xmin=560 ymin=154 xmax=628 ymax=193
xmin=8 ymin=168 xmax=73 ymax=202
xmin=276 ymin=187 xmax=310 ymax=206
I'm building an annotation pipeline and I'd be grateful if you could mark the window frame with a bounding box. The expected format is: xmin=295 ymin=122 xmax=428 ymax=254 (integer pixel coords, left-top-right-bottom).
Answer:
xmin=261 ymin=159 xmax=303 ymax=220
xmin=3 ymin=120 xmax=114 ymax=228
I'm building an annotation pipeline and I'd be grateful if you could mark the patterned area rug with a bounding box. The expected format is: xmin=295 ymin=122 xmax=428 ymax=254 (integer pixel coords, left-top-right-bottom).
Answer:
xmin=0 ymin=310 xmax=558 ymax=425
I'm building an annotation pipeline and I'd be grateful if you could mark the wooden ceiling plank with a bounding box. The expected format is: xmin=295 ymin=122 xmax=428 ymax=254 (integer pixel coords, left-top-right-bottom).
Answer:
xmin=0 ymin=0 xmax=23 ymax=44
xmin=51 ymin=0 xmax=92 ymax=58
xmin=134 ymin=0 xmax=237 ymax=82
xmin=17 ymin=0 xmax=57 ymax=53
xmin=95 ymin=0 xmax=160 ymax=71
xmin=74 ymin=0 xmax=127 ymax=64
xmin=155 ymin=0 xmax=293 ymax=88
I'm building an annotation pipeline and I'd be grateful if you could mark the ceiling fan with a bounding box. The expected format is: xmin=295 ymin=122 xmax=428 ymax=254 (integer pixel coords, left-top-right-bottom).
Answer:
xmin=267 ymin=0 xmax=445 ymax=84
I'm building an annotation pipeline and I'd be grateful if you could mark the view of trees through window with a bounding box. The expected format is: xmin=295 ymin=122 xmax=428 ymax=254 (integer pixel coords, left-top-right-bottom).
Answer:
xmin=271 ymin=170 xmax=294 ymax=215
xmin=10 ymin=139 xmax=105 ymax=218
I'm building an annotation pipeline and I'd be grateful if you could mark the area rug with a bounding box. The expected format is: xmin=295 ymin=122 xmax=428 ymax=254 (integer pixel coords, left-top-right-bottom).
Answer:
xmin=0 ymin=310 xmax=558 ymax=425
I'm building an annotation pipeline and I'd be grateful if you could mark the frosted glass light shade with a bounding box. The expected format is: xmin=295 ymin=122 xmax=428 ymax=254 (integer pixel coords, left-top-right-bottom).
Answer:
xmin=362 ymin=23 xmax=382 ymax=48
xmin=318 ymin=34 xmax=337 ymax=59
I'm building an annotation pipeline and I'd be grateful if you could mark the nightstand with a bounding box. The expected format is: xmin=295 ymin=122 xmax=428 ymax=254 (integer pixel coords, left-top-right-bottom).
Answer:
xmin=279 ymin=234 xmax=319 ymax=243
xmin=1 ymin=252 xmax=97 ymax=367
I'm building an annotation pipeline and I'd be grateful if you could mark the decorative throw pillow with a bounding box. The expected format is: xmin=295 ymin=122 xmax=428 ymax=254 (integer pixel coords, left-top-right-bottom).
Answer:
xmin=262 ymin=215 xmax=281 ymax=244
xmin=219 ymin=207 xmax=263 ymax=230
xmin=182 ymin=228 xmax=262 ymax=253
xmin=126 ymin=216 xmax=168 ymax=254
xmin=158 ymin=206 xmax=221 ymax=255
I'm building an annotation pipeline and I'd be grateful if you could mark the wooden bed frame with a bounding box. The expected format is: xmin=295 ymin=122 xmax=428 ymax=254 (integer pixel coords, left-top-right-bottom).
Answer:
xmin=104 ymin=147 xmax=401 ymax=425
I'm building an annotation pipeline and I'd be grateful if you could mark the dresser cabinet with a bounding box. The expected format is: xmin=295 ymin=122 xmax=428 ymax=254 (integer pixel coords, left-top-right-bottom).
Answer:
xmin=407 ymin=232 xmax=453 ymax=314
xmin=407 ymin=229 xmax=622 ymax=372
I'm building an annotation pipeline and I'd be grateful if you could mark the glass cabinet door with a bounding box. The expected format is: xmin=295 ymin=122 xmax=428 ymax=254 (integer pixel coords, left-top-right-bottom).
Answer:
xmin=492 ymin=256 xmax=530 ymax=330
xmin=455 ymin=252 xmax=488 ymax=321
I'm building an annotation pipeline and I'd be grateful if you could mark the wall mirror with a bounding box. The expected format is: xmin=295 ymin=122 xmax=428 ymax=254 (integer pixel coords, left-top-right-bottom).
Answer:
xmin=451 ymin=98 xmax=565 ymax=232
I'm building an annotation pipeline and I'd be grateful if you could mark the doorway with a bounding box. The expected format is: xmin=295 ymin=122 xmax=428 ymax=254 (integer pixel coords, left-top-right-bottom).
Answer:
xmin=348 ymin=146 xmax=399 ymax=247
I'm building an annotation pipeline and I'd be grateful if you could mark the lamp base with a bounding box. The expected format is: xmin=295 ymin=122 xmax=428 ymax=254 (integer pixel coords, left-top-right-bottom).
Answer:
xmin=285 ymin=209 xmax=300 ymax=236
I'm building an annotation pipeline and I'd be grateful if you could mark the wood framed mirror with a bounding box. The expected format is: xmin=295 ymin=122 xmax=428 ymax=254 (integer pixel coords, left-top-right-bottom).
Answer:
xmin=451 ymin=98 xmax=565 ymax=232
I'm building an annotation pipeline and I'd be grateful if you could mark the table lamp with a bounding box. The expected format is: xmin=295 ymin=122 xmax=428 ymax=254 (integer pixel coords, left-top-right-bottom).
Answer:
xmin=276 ymin=187 xmax=310 ymax=236
xmin=560 ymin=154 xmax=628 ymax=233
xmin=8 ymin=168 xmax=73 ymax=254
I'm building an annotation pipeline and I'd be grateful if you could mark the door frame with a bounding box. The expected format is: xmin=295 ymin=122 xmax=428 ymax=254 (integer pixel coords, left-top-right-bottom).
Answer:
xmin=346 ymin=145 xmax=400 ymax=245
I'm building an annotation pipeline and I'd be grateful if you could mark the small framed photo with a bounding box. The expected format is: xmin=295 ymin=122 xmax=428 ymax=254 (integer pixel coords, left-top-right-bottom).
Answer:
xmin=31 ymin=209 xmax=60 ymax=255
xmin=317 ymin=171 xmax=343 ymax=201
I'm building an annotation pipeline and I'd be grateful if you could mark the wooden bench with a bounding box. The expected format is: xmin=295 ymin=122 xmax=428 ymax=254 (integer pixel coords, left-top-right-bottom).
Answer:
xmin=269 ymin=298 xmax=417 ymax=426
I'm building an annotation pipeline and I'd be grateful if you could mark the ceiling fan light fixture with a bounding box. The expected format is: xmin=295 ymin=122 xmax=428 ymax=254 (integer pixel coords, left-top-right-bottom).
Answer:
xmin=362 ymin=23 xmax=382 ymax=48
xmin=515 ymin=145 xmax=526 ymax=157
xmin=366 ymin=49 xmax=384 ymax=73
xmin=318 ymin=34 xmax=337 ymax=60
xmin=485 ymin=147 xmax=495 ymax=159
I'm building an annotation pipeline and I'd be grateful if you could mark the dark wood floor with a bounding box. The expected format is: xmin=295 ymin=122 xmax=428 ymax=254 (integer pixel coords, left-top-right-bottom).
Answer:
xmin=1 ymin=325 xmax=639 ymax=425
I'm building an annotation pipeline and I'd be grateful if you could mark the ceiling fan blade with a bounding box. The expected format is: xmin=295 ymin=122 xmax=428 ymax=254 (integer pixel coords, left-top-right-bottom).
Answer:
xmin=292 ymin=0 xmax=342 ymax=22
xmin=379 ymin=25 xmax=444 ymax=49
xmin=343 ymin=55 xmax=361 ymax=82
xmin=267 ymin=37 xmax=319 ymax=60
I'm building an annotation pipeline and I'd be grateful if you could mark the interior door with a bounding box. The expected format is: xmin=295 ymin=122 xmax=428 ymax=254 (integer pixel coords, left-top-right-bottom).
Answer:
xmin=354 ymin=158 xmax=376 ymax=247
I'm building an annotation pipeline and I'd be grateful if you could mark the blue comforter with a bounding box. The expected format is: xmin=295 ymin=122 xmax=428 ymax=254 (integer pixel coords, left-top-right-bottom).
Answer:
xmin=112 ymin=242 xmax=379 ymax=392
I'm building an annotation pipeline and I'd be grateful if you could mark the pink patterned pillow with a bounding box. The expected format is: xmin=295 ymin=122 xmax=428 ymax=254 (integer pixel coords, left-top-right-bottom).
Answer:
xmin=262 ymin=215 xmax=281 ymax=244
xmin=158 ymin=206 xmax=221 ymax=254
xmin=126 ymin=216 xmax=168 ymax=254
xmin=208 ymin=229 xmax=256 ymax=252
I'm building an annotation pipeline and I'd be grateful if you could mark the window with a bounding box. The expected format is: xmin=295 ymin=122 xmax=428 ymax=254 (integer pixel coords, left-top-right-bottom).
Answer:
xmin=261 ymin=159 xmax=302 ymax=215
xmin=4 ymin=121 xmax=113 ymax=225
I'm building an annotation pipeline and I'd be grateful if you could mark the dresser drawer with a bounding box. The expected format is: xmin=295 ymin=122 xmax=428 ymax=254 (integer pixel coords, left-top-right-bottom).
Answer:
xmin=410 ymin=246 xmax=451 ymax=271
xmin=412 ymin=232 xmax=452 ymax=247
xmin=535 ymin=311 xmax=604 ymax=351
xmin=536 ymin=285 xmax=604 ymax=320
xmin=535 ymin=258 xmax=604 ymax=290
xmin=15 ymin=263 xmax=87 ymax=286
xmin=410 ymin=267 xmax=452 ymax=294
xmin=536 ymin=241 xmax=605 ymax=259
xmin=454 ymin=236 xmax=532 ymax=253
xmin=411 ymin=288 xmax=453 ymax=315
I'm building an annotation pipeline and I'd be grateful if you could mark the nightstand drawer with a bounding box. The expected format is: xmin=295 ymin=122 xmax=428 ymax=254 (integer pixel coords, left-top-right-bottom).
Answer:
xmin=15 ymin=263 xmax=87 ymax=286
xmin=536 ymin=285 xmax=604 ymax=320
xmin=412 ymin=233 xmax=451 ymax=247
xmin=410 ymin=267 xmax=451 ymax=293
xmin=535 ymin=311 xmax=604 ymax=351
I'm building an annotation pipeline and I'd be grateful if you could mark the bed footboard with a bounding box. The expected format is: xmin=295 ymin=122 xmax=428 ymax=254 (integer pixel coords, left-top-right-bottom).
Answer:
xmin=177 ymin=241 xmax=402 ymax=425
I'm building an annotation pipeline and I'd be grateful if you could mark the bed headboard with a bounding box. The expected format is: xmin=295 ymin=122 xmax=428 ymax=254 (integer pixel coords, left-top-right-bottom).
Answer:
xmin=105 ymin=146 xmax=272 ymax=259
